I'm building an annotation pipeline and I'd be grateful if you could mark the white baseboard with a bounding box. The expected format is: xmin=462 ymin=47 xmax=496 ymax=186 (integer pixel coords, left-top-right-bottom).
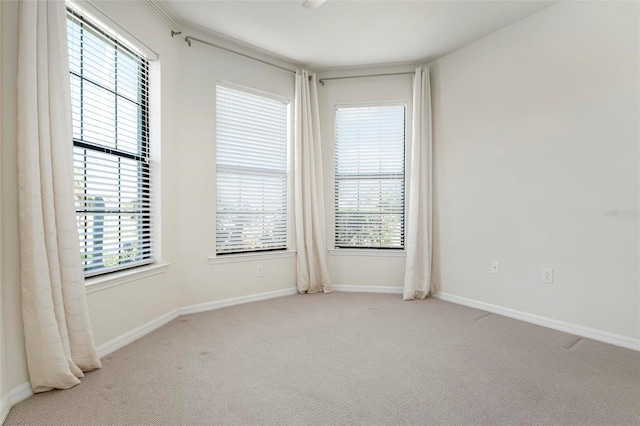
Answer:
xmin=97 ymin=287 xmax=298 ymax=358
xmin=332 ymin=285 xmax=403 ymax=294
xmin=0 ymin=382 xmax=34 ymax=424
xmin=9 ymin=382 xmax=33 ymax=405
xmin=330 ymin=287 xmax=638 ymax=351
xmin=433 ymin=292 xmax=640 ymax=351
xmin=97 ymin=308 xmax=180 ymax=358
xmin=0 ymin=392 xmax=10 ymax=425
xmin=180 ymin=288 xmax=298 ymax=315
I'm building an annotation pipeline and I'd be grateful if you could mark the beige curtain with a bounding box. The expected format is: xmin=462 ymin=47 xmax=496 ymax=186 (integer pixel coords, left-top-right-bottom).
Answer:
xmin=294 ymin=70 xmax=332 ymax=294
xmin=18 ymin=0 xmax=101 ymax=393
xmin=403 ymin=67 xmax=433 ymax=301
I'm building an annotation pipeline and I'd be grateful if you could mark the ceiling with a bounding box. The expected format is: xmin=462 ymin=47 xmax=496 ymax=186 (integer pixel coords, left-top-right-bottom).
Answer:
xmin=159 ymin=0 xmax=558 ymax=69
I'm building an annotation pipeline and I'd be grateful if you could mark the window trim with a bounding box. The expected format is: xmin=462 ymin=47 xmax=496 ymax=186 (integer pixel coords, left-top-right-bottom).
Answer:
xmin=208 ymin=250 xmax=296 ymax=265
xmin=66 ymin=0 xmax=158 ymax=61
xmin=85 ymin=263 xmax=170 ymax=295
xmin=328 ymin=249 xmax=406 ymax=257
xmin=214 ymin=81 xmax=291 ymax=257
xmin=68 ymin=6 xmax=154 ymax=278
xmin=217 ymin=80 xmax=291 ymax=105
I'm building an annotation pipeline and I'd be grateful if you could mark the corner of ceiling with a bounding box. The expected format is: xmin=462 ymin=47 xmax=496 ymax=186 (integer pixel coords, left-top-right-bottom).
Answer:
xmin=147 ymin=0 xmax=308 ymax=72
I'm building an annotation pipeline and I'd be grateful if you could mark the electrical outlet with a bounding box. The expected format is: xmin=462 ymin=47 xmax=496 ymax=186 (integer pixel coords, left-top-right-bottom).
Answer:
xmin=491 ymin=261 xmax=500 ymax=274
xmin=542 ymin=268 xmax=553 ymax=284
xmin=256 ymin=265 xmax=264 ymax=278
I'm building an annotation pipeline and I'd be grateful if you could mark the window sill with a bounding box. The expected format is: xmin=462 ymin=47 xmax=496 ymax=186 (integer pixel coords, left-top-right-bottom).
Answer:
xmin=209 ymin=251 xmax=296 ymax=265
xmin=328 ymin=249 xmax=406 ymax=258
xmin=85 ymin=263 xmax=170 ymax=295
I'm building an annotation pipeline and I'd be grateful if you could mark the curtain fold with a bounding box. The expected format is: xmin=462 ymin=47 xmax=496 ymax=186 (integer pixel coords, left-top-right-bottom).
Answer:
xmin=18 ymin=0 xmax=101 ymax=393
xmin=403 ymin=67 xmax=433 ymax=301
xmin=294 ymin=70 xmax=332 ymax=294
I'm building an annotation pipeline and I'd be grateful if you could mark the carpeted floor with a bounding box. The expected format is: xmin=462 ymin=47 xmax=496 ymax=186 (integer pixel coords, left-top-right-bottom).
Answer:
xmin=5 ymin=292 xmax=640 ymax=425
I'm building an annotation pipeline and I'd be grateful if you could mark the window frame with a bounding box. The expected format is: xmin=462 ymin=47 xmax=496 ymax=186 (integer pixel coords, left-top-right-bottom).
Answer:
xmin=333 ymin=101 xmax=407 ymax=251
xmin=67 ymin=7 xmax=154 ymax=278
xmin=214 ymin=81 xmax=291 ymax=257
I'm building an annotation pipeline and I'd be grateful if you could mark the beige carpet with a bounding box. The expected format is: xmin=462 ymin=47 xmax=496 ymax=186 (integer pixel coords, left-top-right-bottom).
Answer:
xmin=5 ymin=293 xmax=640 ymax=425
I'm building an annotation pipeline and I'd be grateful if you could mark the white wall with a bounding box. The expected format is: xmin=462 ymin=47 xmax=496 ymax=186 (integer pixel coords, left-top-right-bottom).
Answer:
xmin=0 ymin=0 xmax=4 ymax=403
xmin=316 ymin=67 xmax=414 ymax=288
xmin=430 ymin=1 xmax=639 ymax=339
xmin=1 ymin=0 xmax=25 ymax=397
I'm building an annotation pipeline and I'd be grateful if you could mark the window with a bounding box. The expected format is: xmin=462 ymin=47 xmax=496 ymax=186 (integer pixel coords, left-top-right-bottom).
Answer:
xmin=67 ymin=8 xmax=152 ymax=277
xmin=215 ymin=84 xmax=289 ymax=255
xmin=334 ymin=104 xmax=405 ymax=249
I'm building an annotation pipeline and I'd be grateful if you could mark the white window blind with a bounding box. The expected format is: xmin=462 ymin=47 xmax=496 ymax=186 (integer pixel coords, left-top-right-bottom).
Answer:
xmin=67 ymin=8 xmax=153 ymax=277
xmin=216 ymin=84 xmax=288 ymax=255
xmin=334 ymin=105 xmax=405 ymax=249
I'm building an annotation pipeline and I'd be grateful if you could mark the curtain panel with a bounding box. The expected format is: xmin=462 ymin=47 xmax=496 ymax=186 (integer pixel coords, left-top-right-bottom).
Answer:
xmin=17 ymin=0 xmax=101 ymax=392
xmin=403 ymin=67 xmax=434 ymax=301
xmin=294 ymin=70 xmax=332 ymax=294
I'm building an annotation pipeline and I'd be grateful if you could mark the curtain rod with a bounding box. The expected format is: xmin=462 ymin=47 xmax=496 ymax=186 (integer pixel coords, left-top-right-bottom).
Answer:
xmin=143 ymin=1 xmax=296 ymax=74
xmin=145 ymin=0 xmax=182 ymax=36
xmin=318 ymin=71 xmax=414 ymax=86
xmin=184 ymin=36 xmax=297 ymax=74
